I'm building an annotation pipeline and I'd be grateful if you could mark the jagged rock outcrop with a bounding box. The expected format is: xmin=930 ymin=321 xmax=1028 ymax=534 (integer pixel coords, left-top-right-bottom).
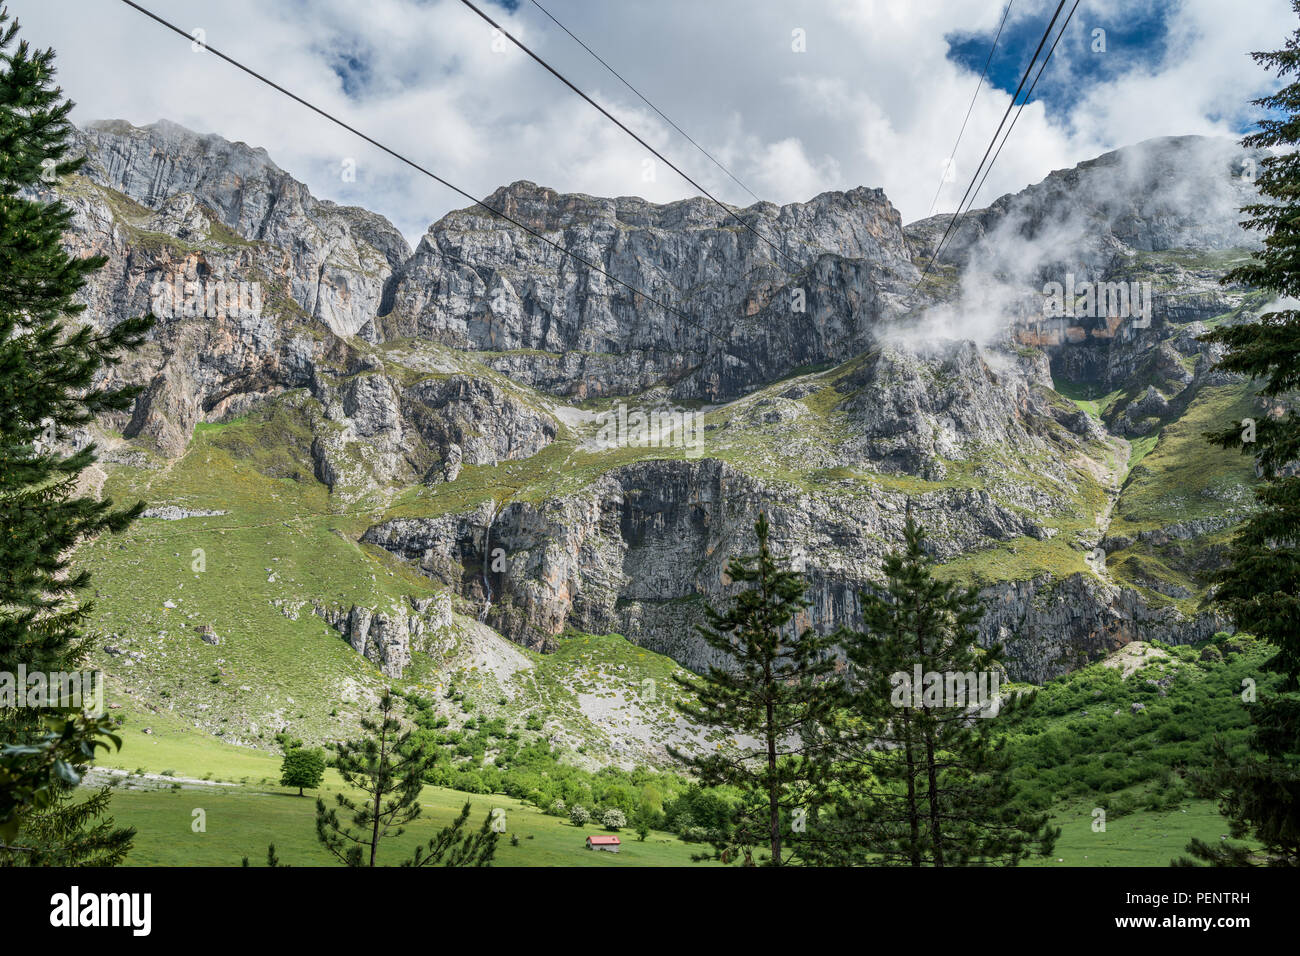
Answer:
xmin=78 ymin=119 xmax=410 ymax=337
xmin=53 ymin=120 xmax=410 ymax=457
xmin=403 ymin=375 xmax=557 ymax=468
xmin=313 ymin=596 xmax=448 ymax=678
xmin=141 ymin=506 xmax=228 ymax=520
xmin=379 ymin=181 xmax=919 ymax=400
xmin=304 ymin=361 xmax=559 ymax=493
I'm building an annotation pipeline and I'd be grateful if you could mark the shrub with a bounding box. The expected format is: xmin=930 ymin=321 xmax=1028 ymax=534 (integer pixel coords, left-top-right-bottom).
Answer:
xmin=601 ymin=808 xmax=626 ymax=830
xmin=569 ymin=805 xmax=590 ymax=827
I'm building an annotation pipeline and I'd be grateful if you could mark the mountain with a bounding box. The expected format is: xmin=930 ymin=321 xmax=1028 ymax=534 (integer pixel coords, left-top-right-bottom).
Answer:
xmin=56 ymin=119 xmax=1262 ymax=762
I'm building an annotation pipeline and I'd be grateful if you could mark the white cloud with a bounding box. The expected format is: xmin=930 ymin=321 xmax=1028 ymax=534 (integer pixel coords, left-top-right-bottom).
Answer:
xmin=751 ymin=137 xmax=841 ymax=202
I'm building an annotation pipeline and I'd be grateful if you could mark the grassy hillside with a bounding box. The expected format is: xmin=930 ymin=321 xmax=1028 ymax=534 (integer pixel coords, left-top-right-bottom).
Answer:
xmin=1104 ymin=382 xmax=1259 ymax=614
xmin=93 ymin=726 xmax=706 ymax=867
xmin=82 ymin=409 xmax=440 ymax=747
xmin=1002 ymin=636 xmax=1269 ymax=811
xmin=81 ymin=405 xmax=718 ymax=769
xmin=1111 ymin=383 xmax=1258 ymax=534
xmin=84 ymin=632 xmax=1265 ymax=866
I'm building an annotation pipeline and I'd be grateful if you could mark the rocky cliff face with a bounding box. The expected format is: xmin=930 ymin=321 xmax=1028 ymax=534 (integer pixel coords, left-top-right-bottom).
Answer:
xmin=361 ymin=441 xmax=1220 ymax=682
xmin=379 ymin=181 xmax=919 ymax=402
xmin=80 ymin=119 xmax=410 ymax=338
xmin=313 ymin=596 xmax=451 ymax=678
xmin=63 ymin=120 xmax=1253 ymax=686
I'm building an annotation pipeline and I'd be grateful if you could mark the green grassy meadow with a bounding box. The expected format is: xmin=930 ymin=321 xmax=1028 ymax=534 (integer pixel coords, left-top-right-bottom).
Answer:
xmin=93 ymin=714 xmax=712 ymax=866
xmin=106 ymin=785 xmax=709 ymax=868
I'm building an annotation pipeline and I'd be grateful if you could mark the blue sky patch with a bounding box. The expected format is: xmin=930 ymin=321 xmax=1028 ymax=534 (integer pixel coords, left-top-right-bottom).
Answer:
xmin=324 ymin=38 xmax=377 ymax=100
xmin=946 ymin=1 xmax=1176 ymax=120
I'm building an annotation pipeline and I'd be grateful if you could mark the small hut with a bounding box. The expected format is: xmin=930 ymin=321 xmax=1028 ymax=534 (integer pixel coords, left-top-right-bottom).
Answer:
xmin=585 ymin=835 xmax=621 ymax=853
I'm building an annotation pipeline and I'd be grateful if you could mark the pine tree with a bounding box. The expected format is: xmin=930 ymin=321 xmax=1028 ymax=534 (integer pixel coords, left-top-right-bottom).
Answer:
xmin=240 ymin=843 xmax=286 ymax=867
xmin=0 ymin=7 xmax=150 ymax=864
xmin=314 ymin=693 xmax=497 ymax=867
xmin=671 ymin=512 xmax=840 ymax=866
xmin=816 ymin=512 xmax=1056 ymax=866
xmin=1183 ymin=1 xmax=1300 ymax=866
xmin=0 ymin=709 xmax=129 ymax=863
xmin=9 ymin=783 xmax=133 ymax=866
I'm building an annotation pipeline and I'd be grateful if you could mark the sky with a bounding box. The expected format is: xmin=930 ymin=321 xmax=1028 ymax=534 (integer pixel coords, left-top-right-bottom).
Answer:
xmin=9 ymin=0 xmax=1293 ymax=245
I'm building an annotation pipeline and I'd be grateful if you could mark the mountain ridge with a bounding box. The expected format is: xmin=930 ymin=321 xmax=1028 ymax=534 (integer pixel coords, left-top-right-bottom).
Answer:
xmin=56 ymin=118 xmax=1261 ymax=761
